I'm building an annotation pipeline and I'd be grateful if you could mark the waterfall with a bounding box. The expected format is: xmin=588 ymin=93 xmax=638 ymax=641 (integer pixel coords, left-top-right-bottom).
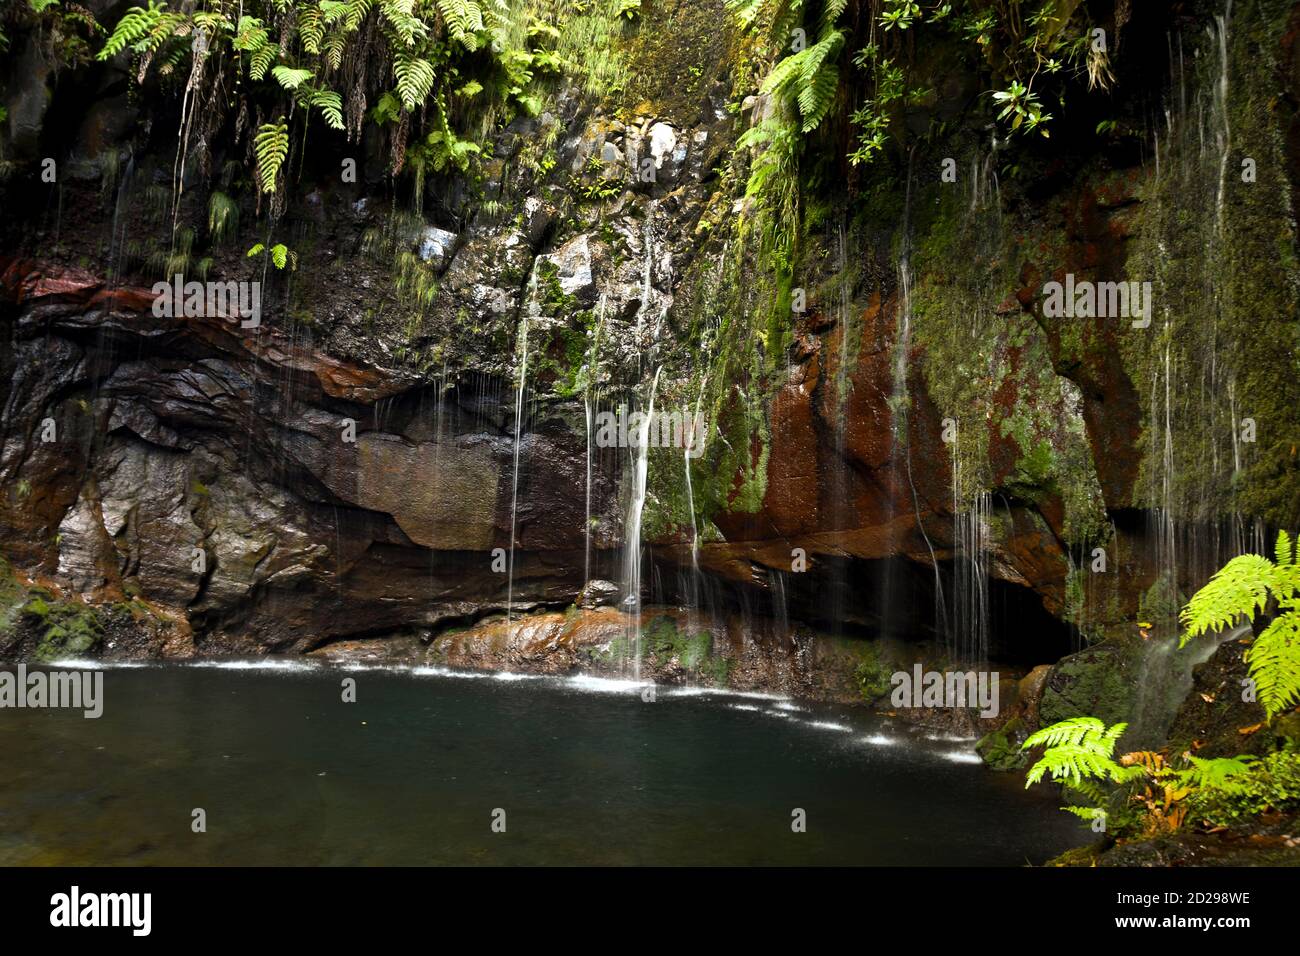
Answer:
xmin=950 ymin=491 xmax=992 ymax=665
xmin=622 ymin=366 xmax=662 ymax=678
xmin=684 ymin=375 xmax=708 ymax=614
xmin=584 ymin=295 xmax=607 ymax=587
xmin=584 ymin=398 xmax=594 ymax=586
xmin=505 ymin=301 xmax=535 ymax=623
xmin=892 ymin=148 xmax=948 ymax=640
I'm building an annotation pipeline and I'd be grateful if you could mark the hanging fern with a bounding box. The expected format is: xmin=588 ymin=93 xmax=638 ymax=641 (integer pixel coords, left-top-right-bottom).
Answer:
xmin=253 ymin=120 xmax=290 ymax=194
xmin=272 ymin=65 xmax=314 ymax=90
xmin=1181 ymin=531 xmax=1300 ymax=719
xmin=308 ymin=89 xmax=346 ymax=131
xmin=96 ymin=1 xmax=167 ymax=60
xmin=434 ymin=0 xmax=484 ymax=50
xmin=393 ymin=50 xmax=436 ymax=111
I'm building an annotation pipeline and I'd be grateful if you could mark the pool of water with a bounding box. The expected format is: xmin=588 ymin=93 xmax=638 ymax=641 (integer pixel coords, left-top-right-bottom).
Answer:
xmin=0 ymin=662 xmax=1087 ymax=865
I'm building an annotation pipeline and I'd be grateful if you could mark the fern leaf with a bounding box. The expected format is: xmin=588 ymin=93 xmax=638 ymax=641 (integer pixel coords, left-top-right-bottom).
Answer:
xmin=393 ymin=51 xmax=435 ymax=110
xmin=1246 ymin=612 xmax=1300 ymax=718
xmin=97 ymin=2 xmax=165 ymax=60
xmin=797 ymin=60 xmax=840 ymax=132
xmin=298 ymin=7 xmax=324 ymax=54
xmin=272 ymin=65 xmax=314 ymax=90
xmin=1276 ymin=530 xmax=1295 ymax=567
xmin=311 ymin=90 xmax=345 ymax=130
xmin=1179 ymin=553 xmax=1274 ymax=643
xmin=253 ymin=120 xmax=290 ymax=194
xmin=435 ymin=0 xmax=484 ymax=50
xmin=1022 ymin=716 xmax=1109 ymax=751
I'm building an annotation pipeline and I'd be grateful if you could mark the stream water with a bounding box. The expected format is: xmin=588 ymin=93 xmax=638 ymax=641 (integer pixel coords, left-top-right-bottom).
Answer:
xmin=0 ymin=662 xmax=1086 ymax=866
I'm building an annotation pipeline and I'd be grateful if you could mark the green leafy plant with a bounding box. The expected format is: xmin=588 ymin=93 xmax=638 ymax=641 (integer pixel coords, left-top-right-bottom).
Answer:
xmin=207 ymin=191 xmax=240 ymax=245
xmin=247 ymin=242 xmax=298 ymax=270
xmin=1023 ymin=717 xmax=1142 ymax=788
xmin=1180 ymin=531 xmax=1300 ymax=719
xmin=93 ymin=0 xmax=550 ymax=214
xmin=253 ymin=121 xmax=290 ymax=194
xmin=1184 ymin=750 xmax=1300 ymax=828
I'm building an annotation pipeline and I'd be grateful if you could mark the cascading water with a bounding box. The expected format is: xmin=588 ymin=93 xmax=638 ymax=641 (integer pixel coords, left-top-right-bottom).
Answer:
xmin=622 ymin=366 xmax=662 ymax=678
xmin=890 ymin=148 xmax=948 ymax=640
xmin=505 ymin=297 xmax=536 ymax=623
xmin=683 ymin=374 xmax=708 ymax=617
xmin=584 ymin=295 xmax=607 ymax=586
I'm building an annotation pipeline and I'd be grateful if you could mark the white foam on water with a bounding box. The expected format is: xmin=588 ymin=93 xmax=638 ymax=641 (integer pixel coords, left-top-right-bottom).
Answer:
xmin=862 ymin=734 xmax=899 ymax=746
xmin=666 ymin=686 xmax=789 ymax=702
xmin=924 ymin=733 xmax=979 ymax=743
xmin=409 ymin=666 xmax=490 ymax=680
xmin=804 ymin=720 xmax=853 ymax=733
xmin=771 ymin=701 xmax=804 ymax=712
xmin=187 ymin=659 xmax=316 ymax=672
xmin=938 ymin=751 xmax=983 ymax=765
xmin=562 ymin=675 xmax=653 ymax=694
xmin=728 ymin=703 xmax=762 ymax=712
xmin=492 ymin=671 xmax=542 ymax=682
xmin=44 ymin=658 xmax=149 ymax=669
xmin=765 ymin=709 xmax=795 ymax=720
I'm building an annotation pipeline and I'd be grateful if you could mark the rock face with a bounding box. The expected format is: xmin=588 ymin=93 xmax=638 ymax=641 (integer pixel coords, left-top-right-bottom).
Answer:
xmin=0 ymin=0 xmax=1297 ymax=690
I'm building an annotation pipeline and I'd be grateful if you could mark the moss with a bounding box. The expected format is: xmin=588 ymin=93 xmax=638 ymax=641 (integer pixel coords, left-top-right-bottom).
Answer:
xmin=1119 ymin=0 xmax=1300 ymax=527
xmin=642 ymin=615 xmax=713 ymax=671
xmin=976 ymin=715 xmax=1028 ymax=771
xmin=22 ymin=595 xmax=103 ymax=662
xmin=853 ymin=645 xmax=893 ymax=701
xmin=614 ymin=0 xmax=734 ymax=124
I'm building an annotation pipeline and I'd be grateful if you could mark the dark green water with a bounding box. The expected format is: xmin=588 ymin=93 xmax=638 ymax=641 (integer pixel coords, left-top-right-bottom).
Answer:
xmin=0 ymin=663 xmax=1086 ymax=865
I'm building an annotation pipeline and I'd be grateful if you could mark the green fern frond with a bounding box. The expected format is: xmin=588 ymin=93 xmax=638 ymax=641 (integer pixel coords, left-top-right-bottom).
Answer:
xmin=1060 ymin=805 xmax=1105 ymax=822
xmin=310 ymin=89 xmax=345 ymax=130
xmin=435 ymin=0 xmax=485 ymax=49
xmin=321 ymin=32 xmax=347 ymax=71
xmin=393 ymin=51 xmax=435 ymax=110
xmin=797 ymin=60 xmax=840 ymax=132
xmin=298 ymin=7 xmax=325 ymax=54
xmin=1179 ymin=553 xmax=1275 ymax=642
xmin=1246 ymin=613 xmax=1300 ymax=718
xmin=1171 ymin=755 xmax=1259 ymax=793
xmin=1023 ymin=717 xmax=1140 ymax=789
xmin=1022 ymin=716 xmax=1111 ymax=750
xmin=253 ymin=120 xmax=290 ymax=194
xmin=272 ymin=65 xmax=314 ymax=90
xmin=207 ymin=191 xmax=239 ymax=244
xmin=1276 ymin=530 xmax=1295 ymax=567
xmin=97 ymin=1 xmax=167 ymax=60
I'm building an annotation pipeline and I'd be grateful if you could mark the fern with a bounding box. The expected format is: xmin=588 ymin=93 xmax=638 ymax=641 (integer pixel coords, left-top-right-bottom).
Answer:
xmin=1169 ymin=755 xmax=1259 ymax=794
xmin=272 ymin=65 xmax=314 ymax=91
xmin=1181 ymin=532 xmax=1300 ymax=719
xmin=1246 ymin=613 xmax=1300 ymax=718
xmin=96 ymin=1 xmax=166 ymax=60
xmin=309 ymin=89 xmax=346 ymax=131
xmin=380 ymin=0 xmax=427 ymax=47
xmin=233 ymin=16 xmax=277 ymax=81
xmin=298 ymin=7 xmax=325 ymax=55
xmin=253 ymin=121 xmax=290 ymax=194
xmin=1022 ymin=717 xmax=1141 ymax=787
xmin=1180 ymin=554 xmax=1276 ymax=640
xmin=434 ymin=0 xmax=484 ymax=50
xmin=393 ymin=51 xmax=436 ymax=111
xmin=207 ymin=191 xmax=239 ymax=245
